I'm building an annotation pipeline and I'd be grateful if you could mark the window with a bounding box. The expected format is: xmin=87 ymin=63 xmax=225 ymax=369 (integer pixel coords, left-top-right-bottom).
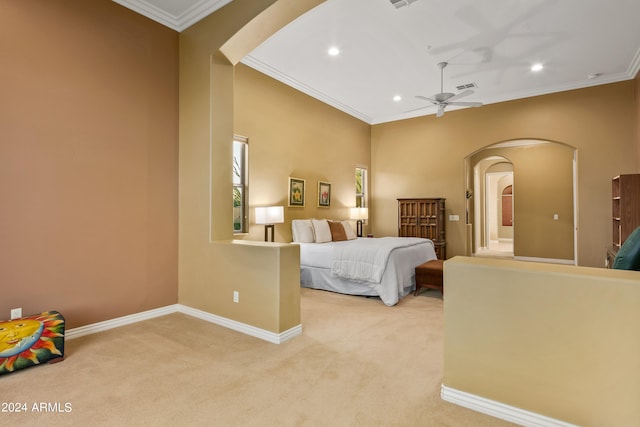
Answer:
xmin=355 ymin=166 xmax=367 ymax=208
xmin=233 ymin=136 xmax=248 ymax=233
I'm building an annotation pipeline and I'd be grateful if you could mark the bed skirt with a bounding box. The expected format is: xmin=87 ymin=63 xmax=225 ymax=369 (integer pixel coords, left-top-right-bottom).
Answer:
xmin=300 ymin=266 xmax=414 ymax=305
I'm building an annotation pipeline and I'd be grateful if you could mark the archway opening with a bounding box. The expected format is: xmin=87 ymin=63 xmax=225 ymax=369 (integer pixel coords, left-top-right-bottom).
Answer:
xmin=472 ymin=156 xmax=514 ymax=257
xmin=465 ymin=139 xmax=577 ymax=264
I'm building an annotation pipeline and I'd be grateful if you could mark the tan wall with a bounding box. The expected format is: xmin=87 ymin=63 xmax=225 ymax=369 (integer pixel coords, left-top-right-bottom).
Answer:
xmin=372 ymin=82 xmax=636 ymax=267
xmin=233 ymin=64 xmax=371 ymax=242
xmin=178 ymin=0 xmax=324 ymax=333
xmin=0 ymin=0 xmax=179 ymax=328
xmin=443 ymin=257 xmax=640 ymax=426
xmin=178 ymin=241 xmax=301 ymax=333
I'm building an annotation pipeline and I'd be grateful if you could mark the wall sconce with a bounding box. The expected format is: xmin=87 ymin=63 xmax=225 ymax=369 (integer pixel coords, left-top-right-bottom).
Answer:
xmin=350 ymin=207 xmax=369 ymax=238
xmin=255 ymin=206 xmax=284 ymax=242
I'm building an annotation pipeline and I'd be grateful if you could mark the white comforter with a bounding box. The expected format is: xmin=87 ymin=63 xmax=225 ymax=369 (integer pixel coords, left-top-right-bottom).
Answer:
xmin=297 ymin=237 xmax=437 ymax=306
xmin=331 ymin=237 xmax=428 ymax=283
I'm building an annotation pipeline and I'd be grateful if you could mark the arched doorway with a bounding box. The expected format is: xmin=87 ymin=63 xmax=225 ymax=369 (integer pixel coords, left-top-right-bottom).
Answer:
xmin=465 ymin=139 xmax=577 ymax=264
xmin=472 ymin=156 xmax=514 ymax=257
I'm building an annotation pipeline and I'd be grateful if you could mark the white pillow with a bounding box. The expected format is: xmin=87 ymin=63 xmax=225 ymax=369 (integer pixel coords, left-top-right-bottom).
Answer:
xmin=311 ymin=219 xmax=332 ymax=243
xmin=292 ymin=220 xmax=314 ymax=243
xmin=341 ymin=220 xmax=357 ymax=240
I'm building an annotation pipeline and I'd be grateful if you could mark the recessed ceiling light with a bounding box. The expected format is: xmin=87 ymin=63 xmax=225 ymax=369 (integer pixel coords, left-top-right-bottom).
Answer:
xmin=531 ymin=63 xmax=544 ymax=72
xmin=328 ymin=46 xmax=340 ymax=56
xmin=393 ymin=95 xmax=402 ymax=102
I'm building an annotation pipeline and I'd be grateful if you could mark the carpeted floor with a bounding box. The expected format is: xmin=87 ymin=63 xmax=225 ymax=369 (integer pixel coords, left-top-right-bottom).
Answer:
xmin=1 ymin=288 xmax=516 ymax=426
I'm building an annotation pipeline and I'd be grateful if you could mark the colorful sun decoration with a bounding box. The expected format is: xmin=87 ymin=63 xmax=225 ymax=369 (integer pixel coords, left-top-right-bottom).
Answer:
xmin=0 ymin=311 xmax=65 ymax=375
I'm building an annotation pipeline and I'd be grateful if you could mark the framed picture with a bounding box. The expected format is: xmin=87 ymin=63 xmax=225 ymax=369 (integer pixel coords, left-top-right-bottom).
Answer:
xmin=318 ymin=181 xmax=331 ymax=207
xmin=288 ymin=177 xmax=305 ymax=207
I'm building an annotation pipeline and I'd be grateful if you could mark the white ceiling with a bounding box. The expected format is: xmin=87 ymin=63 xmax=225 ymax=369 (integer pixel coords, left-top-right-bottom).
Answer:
xmin=117 ymin=0 xmax=640 ymax=124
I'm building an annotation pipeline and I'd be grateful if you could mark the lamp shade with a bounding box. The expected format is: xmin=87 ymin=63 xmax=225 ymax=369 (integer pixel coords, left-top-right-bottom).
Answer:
xmin=350 ymin=207 xmax=369 ymax=220
xmin=255 ymin=206 xmax=284 ymax=225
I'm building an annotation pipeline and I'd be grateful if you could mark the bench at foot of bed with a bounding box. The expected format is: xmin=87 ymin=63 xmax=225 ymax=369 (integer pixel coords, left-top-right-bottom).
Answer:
xmin=415 ymin=260 xmax=444 ymax=296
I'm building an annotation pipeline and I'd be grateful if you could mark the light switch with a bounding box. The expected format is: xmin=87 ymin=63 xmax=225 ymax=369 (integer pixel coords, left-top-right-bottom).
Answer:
xmin=553 ymin=214 xmax=559 ymax=220
xmin=449 ymin=215 xmax=460 ymax=221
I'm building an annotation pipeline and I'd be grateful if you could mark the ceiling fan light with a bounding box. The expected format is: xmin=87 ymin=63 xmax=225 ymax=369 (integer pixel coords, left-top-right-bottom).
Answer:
xmin=531 ymin=63 xmax=544 ymax=72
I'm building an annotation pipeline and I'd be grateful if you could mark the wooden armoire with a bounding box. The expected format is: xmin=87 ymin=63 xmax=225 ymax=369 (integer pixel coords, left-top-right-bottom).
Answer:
xmin=398 ymin=198 xmax=446 ymax=259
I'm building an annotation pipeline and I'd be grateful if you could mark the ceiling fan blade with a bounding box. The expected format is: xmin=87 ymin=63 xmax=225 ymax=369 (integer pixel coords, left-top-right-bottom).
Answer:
xmin=448 ymin=101 xmax=483 ymax=107
xmin=436 ymin=105 xmax=445 ymax=118
xmin=403 ymin=104 xmax=436 ymax=113
xmin=446 ymin=89 xmax=474 ymax=102
xmin=415 ymin=95 xmax=437 ymax=104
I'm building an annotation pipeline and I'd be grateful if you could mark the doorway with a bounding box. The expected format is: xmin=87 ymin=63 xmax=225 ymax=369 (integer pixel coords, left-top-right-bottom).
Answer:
xmin=473 ymin=158 xmax=514 ymax=257
xmin=482 ymin=171 xmax=514 ymax=256
xmin=464 ymin=139 xmax=577 ymax=263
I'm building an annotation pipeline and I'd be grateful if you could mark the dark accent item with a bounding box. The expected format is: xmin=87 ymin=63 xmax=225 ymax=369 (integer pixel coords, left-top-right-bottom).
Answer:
xmin=608 ymin=174 xmax=640 ymax=267
xmin=328 ymin=221 xmax=348 ymax=241
xmin=613 ymin=226 xmax=640 ymax=270
xmin=612 ymin=174 xmax=640 ymax=249
xmin=414 ymin=259 xmax=444 ymax=296
xmin=264 ymin=224 xmax=275 ymax=242
xmin=398 ymin=198 xmax=446 ymax=259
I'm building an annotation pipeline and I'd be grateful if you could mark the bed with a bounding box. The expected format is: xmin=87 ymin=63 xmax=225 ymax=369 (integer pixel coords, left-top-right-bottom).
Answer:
xmin=292 ymin=219 xmax=437 ymax=306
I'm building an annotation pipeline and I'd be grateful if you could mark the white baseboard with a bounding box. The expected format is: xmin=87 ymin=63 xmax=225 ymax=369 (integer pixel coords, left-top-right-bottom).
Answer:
xmin=441 ymin=386 xmax=578 ymax=427
xmin=65 ymin=305 xmax=180 ymax=339
xmin=177 ymin=305 xmax=302 ymax=344
xmin=514 ymin=256 xmax=575 ymax=265
xmin=66 ymin=304 xmax=302 ymax=344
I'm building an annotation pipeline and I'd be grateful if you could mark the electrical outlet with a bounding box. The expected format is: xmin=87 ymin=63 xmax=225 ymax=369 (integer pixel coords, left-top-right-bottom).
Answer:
xmin=10 ymin=308 xmax=22 ymax=320
xmin=449 ymin=214 xmax=460 ymax=221
xmin=233 ymin=291 xmax=239 ymax=303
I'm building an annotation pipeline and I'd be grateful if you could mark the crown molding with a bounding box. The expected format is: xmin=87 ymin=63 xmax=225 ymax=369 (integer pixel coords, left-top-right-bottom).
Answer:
xmin=627 ymin=47 xmax=640 ymax=79
xmin=112 ymin=0 xmax=232 ymax=32
xmin=245 ymin=50 xmax=638 ymax=126
xmin=242 ymin=54 xmax=373 ymax=124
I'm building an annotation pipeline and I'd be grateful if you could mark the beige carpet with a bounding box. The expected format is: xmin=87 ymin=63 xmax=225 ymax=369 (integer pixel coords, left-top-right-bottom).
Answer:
xmin=1 ymin=288 xmax=515 ymax=426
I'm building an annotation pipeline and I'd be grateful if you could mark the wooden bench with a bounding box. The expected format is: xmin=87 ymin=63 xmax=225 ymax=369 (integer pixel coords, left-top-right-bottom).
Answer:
xmin=414 ymin=259 xmax=444 ymax=296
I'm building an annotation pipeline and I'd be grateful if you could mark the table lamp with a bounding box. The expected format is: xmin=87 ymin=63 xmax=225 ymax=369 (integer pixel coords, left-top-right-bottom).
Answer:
xmin=350 ymin=207 xmax=368 ymax=237
xmin=255 ymin=206 xmax=284 ymax=242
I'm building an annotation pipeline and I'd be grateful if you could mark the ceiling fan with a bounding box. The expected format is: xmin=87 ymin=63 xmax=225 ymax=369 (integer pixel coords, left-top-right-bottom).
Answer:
xmin=410 ymin=62 xmax=483 ymax=118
